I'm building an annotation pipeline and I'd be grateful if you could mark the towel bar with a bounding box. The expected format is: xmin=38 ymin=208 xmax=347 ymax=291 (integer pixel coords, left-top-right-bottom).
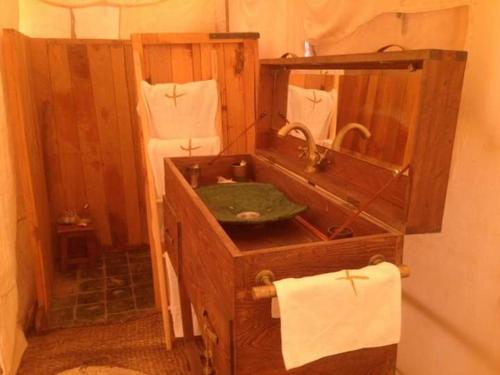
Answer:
xmin=251 ymin=256 xmax=410 ymax=301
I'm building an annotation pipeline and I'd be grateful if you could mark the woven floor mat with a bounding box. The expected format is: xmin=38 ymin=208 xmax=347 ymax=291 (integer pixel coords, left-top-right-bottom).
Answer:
xmin=18 ymin=313 xmax=190 ymax=375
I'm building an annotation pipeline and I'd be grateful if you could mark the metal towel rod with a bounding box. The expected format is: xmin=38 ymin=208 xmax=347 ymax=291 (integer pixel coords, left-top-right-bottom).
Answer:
xmin=251 ymin=254 xmax=410 ymax=301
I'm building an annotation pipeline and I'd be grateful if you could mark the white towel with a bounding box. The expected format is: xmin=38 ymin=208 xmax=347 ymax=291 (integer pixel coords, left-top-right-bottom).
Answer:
xmin=141 ymin=79 xmax=218 ymax=139
xmin=287 ymin=84 xmax=337 ymax=143
xmin=274 ymin=262 xmax=401 ymax=370
xmin=163 ymin=252 xmax=201 ymax=338
xmin=148 ymin=136 xmax=221 ymax=200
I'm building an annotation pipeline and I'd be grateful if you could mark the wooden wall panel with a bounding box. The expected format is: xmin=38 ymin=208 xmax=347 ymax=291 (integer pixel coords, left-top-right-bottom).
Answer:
xmin=124 ymin=44 xmax=148 ymax=245
xmin=147 ymin=45 xmax=172 ymax=83
xmin=142 ymin=37 xmax=258 ymax=154
xmin=28 ymin=39 xmax=147 ymax=249
xmin=66 ymin=44 xmax=111 ymax=245
xmin=170 ymin=44 xmax=194 ymax=83
xmin=30 ymin=39 xmax=65 ymax=226
xmin=110 ymin=46 xmax=143 ymax=245
xmin=3 ymin=30 xmax=54 ymax=322
xmin=131 ymin=33 xmax=260 ymax=351
xmin=223 ymin=43 xmax=247 ymax=153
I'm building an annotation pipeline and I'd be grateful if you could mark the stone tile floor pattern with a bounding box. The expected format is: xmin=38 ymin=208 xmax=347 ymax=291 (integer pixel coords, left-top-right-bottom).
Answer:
xmin=49 ymin=249 xmax=156 ymax=329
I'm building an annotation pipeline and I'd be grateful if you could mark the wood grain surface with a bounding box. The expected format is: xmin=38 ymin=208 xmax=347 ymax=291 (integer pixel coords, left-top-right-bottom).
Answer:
xmin=28 ymin=38 xmax=146 ymax=249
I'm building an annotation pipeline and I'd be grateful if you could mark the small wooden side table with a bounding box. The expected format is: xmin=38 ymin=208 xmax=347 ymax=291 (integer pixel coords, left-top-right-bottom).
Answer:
xmin=57 ymin=223 xmax=100 ymax=271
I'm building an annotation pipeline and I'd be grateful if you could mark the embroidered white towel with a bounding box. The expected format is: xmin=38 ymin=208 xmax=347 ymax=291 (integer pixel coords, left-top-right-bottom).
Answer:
xmin=148 ymin=136 xmax=221 ymax=200
xmin=287 ymin=84 xmax=337 ymax=143
xmin=274 ymin=262 xmax=401 ymax=370
xmin=141 ymin=79 xmax=218 ymax=139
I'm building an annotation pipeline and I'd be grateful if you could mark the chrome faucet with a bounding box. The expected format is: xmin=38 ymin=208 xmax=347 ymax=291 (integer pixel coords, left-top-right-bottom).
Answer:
xmin=278 ymin=122 xmax=325 ymax=173
xmin=332 ymin=123 xmax=371 ymax=152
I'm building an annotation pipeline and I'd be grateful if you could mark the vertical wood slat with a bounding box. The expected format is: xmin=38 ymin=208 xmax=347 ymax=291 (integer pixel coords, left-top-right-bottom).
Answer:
xmin=47 ymin=43 xmax=88 ymax=212
xmin=87 ymin=44 xmax=128 ymax=247
xmin=223 ymin=43 xmax=247 ymax=154
xmin=110 ymin=45 xmax=143 ymax=245
xmin=29 ymin=39 xmax=64 ymax=224
xmin=170 ymin=44 xmax=194 ymax=83
xmin=146 ymin=45 xmax=172 ymax=84
xmin=124 ymin=43 xmax=149 ymax=244
xmin=243 ymin=39 xmax=257 ymax=153
xmin=21 ymin=34 xmax=54 ymax=316
xmin=199 ymin=44 xmax=214 ymax=80
xmin=3 ymin=30 xmax=54 ymax=324
xmin=66 ymin=44 xmax=112 ymax=245
xmin=215 ymin=43 xmax=229 ymax=153
xmin=28 ymin=39 xmax=148 ymax=249
xmin=191 ymin=44 xmax=202 ymax=81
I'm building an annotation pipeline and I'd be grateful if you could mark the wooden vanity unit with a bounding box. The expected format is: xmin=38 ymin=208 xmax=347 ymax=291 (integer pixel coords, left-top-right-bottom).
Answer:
xmin=162 ymin=50 xmax=467 ymax=374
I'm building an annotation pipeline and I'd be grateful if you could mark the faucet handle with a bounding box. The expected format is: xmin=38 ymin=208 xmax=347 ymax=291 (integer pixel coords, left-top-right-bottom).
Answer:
xmin=317 ymin=149 xmax=331 ymax=166
xmin=298 ymin=146 xmax=308 ymax=160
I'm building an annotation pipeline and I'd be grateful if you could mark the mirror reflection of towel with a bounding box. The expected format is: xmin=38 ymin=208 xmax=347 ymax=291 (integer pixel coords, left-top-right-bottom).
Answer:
xmin=287 ymin=85 xmax=337 ymax=143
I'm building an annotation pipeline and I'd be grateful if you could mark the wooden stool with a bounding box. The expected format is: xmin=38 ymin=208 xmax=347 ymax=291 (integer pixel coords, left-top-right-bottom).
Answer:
xmin=57 ymin=224 xmax=100 ymax=272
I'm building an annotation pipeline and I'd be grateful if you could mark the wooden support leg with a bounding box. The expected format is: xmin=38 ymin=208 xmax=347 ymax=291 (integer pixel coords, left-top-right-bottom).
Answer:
xmin=184 ymin=338 xmax=204 ymax=374
xmin=60 ymin=236 xmax=68 ymax=272
xmin=86 ymin=233 xmax=99 ymax=268
xmin=179 ymin=280 xmax=195 ymax=339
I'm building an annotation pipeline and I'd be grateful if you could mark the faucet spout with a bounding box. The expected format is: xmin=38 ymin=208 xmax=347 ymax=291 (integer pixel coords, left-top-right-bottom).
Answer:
xmin=332 ymin=123 xmax=371 ymax=152
xmin=278 ymin=122 xmax=320 ymax=173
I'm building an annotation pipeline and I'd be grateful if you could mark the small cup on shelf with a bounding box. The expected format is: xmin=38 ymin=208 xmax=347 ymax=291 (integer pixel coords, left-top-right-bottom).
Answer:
xmin=232 ymin=160 xmax=248 ymax=182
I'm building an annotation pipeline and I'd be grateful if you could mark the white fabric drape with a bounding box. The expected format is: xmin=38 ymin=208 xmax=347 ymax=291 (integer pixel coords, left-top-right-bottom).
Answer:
xmin=119 ymin=0 xmax=221 ymax=37
xmin=21 ymin=0 xmax=225 ymax=39
xmin=229 ymin=0 xmax=290 ymax=58
xmin=304 ymin=0 xmax=471 ymax=45
xmin=229 ymin=0 xmax=470 ymax=57
xmin=316 ymin=6 xmax=469 ymax=55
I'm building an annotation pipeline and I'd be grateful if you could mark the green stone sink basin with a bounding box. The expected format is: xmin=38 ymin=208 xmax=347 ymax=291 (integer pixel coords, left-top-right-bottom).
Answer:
xmin=196 ymin=182 xmax=307 ymax=224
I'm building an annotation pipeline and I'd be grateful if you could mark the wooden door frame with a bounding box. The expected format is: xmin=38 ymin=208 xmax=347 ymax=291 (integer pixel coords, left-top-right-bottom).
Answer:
xmin=2 ymin=29 xmax=53 ymax=331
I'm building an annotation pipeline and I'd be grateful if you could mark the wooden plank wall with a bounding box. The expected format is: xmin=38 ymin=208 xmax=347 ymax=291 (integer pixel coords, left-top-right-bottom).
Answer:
xmin=130 ymin=33 xmax=259 ymax=350
xmin=2 ymin=30 xmax=54 ymax=320
xmin=337 ymin=69 xmax=422 ymax=166
xmin=139 ymin=35 xmax=258 ymax=154
xmin=28 ymin=38 xmax=147 ymax=249
xmin=289 ymin=72 xmax=338 ymax=91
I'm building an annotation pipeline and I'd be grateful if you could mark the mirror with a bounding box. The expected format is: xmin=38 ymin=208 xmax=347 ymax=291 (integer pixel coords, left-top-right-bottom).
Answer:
xmin=284 ymin=68 xmax=422 ymax=167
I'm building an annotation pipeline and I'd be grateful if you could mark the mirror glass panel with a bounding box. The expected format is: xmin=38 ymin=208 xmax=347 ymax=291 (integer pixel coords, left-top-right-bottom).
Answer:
xmin=283 ymin=68 xmax=422 ymax=167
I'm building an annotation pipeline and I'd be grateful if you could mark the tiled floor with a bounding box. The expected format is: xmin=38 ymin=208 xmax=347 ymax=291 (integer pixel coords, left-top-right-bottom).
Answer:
xmin=49 ymin=249 xmax=156 ymax=329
